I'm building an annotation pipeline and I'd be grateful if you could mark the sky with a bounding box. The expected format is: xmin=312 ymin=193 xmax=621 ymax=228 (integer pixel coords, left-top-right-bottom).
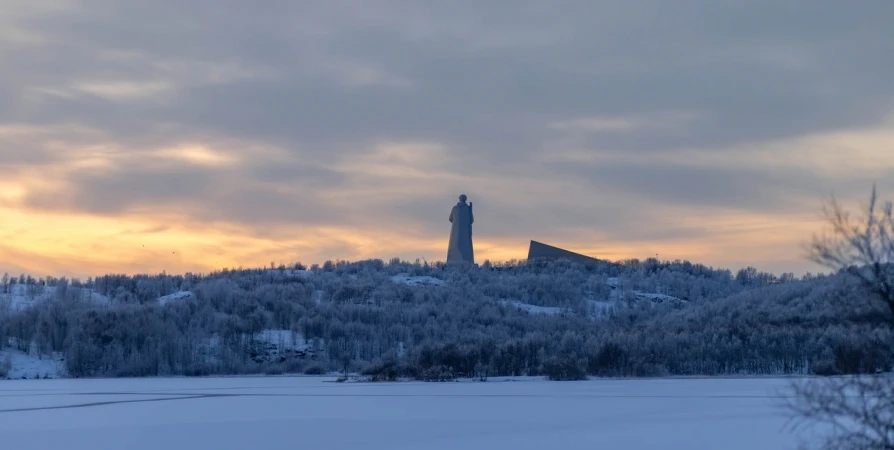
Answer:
xmin=1 ymin=0 xmax=893 ymax=278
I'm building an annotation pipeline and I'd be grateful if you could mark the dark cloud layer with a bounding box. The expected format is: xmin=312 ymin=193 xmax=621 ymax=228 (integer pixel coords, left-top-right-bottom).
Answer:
xmin=2 ymin=0 xmax=893 ymax=273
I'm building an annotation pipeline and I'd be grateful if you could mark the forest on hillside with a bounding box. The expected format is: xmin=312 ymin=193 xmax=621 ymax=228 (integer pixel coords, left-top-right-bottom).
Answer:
xmin=1 ymin=256 xmax=889 ymax=381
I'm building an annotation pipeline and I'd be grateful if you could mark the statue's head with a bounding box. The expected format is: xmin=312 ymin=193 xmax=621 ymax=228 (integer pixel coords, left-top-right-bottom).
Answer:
xmin=458 ymin=194 xmax=468 ymax=203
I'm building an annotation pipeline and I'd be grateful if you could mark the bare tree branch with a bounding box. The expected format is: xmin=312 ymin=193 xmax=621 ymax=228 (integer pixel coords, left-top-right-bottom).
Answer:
xmin=791 ymin=186 xmax=894 ymax=449
xmin=787 ymin=376 xmax=894 ymax=450
xmin=809 ymin=185 xmax=894 ymax=326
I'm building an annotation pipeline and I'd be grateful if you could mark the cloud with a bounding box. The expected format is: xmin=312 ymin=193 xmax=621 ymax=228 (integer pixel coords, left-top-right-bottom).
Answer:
xmin=0 ymin=0 xmax=892 ymax=276
xmin=71 ymin=80 xmax=175 ymax=101
xmin=549 ymin=112 xmax=699 ymax=134
xmin=155 ymin=145 xmax=240 ymax=167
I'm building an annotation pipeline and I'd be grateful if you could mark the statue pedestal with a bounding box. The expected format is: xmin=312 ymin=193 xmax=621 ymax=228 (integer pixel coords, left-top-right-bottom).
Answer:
xmin=445 ymin=261 xmax=476 ymax=270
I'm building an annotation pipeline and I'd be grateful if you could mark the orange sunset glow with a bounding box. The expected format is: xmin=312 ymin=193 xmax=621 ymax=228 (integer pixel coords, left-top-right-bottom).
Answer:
xmin=2 ymin=2 xmax=892 ymax=278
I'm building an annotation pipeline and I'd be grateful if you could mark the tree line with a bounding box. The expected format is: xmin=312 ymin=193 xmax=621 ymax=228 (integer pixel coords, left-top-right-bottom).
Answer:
xmin=1 ymin=256 xmax=887 ymax=381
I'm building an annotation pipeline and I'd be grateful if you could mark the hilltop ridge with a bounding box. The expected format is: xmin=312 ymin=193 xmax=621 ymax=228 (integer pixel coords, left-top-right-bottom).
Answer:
xmin=1 ymin=257 xmax=886 ymax=381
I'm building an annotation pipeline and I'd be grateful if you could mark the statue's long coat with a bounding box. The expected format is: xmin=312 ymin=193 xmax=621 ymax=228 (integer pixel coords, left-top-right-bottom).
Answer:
xmin=447 ymin=201 xmax=474 ymax=264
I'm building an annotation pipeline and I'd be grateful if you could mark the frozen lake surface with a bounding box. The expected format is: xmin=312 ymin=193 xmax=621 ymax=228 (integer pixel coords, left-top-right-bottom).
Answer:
xmin=0 ymin=376 xmax=808 ymax=450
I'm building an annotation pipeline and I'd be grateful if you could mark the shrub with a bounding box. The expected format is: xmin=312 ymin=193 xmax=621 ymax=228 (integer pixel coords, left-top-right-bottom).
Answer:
xmin=0 ymin=354 xmax=10 ymax=378
xmin=303 ymin=364 xmax=327 ymax=375
xmin=183 ymin=363 xmax=215 ymax=377
xmin=281 ymin=359 xmax=306 ymax=374
xmin=361 ymin=360 xmax=406 ymax=382
xmin=416 ymin=365 xmax=456 ymax=382
xmin=542 ymin=357 xmax=587 ymax=381
xmin=263 ymin=364 xmax=285 ymax=375
xmin=588 ymin=343 xmax=629 ymax=377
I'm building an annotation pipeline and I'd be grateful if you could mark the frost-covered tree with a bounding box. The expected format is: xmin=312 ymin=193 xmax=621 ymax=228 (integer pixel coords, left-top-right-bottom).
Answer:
xmin=810 ymin=185 xmax=894 ymax=325
xmin=0 ymin=244 xmax=887 ymax=381
xmin=788 ymin=186 xmax=894 ymax=450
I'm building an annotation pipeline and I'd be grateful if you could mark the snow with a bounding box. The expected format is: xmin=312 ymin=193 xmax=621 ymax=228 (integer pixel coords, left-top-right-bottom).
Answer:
xmin=268 ymin=269 xmax=314 ymax=277
xmin=391 ymin=274 xmax=446 ymax=287
xmin=0 ymin=284 xmax=110 ymax=311
xmin=635 ymin=291 xmax=683 ymax=303
xmin=602 ymin=278 xmax=683 ymax=304
xmin=0 ymin=284 xmax=52 ymax=311
xmin=198 ymin=329 xmax=315 ymax=365
xmin=0 ymin=376 xmax=811 ymax=449
xmin=255 ymin=329 xmax=310 ymax=351
xmin=500 ymin=300 xmax=566 ymax=316
xmin=499 ymin=294 xmax=674 ymax=318
xmin=588 ymin=299 xmax=617 ymax=317
xmin=598 ymin=277 xmax=685 ymax=306
xmin=85 ymin=290 xmax=112 ymax=306
xmin=0 ymin=348 xmax=66 ymax=379
xmin=158 ymin=291 xmax=195 ymax=305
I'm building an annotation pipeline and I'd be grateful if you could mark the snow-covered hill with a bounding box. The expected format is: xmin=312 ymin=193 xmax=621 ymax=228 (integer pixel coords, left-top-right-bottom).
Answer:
xmin=0 ymin=259 xmax=849 ymax=380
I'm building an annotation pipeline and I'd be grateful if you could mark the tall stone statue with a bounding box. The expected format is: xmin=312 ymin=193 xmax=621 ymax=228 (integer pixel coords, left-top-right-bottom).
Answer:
xmin=447 ymin=194 xmax=474 ymax=265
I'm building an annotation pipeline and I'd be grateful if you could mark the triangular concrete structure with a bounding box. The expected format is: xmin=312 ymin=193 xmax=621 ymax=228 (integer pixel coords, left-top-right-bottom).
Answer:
xmin=526 ymin=240 xmax=601 ymax=266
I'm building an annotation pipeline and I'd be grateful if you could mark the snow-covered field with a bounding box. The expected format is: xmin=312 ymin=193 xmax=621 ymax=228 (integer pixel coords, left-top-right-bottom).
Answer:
xmin=391 ymin=274 xmax=446 ymax=286
xmin=0 ymin=376 xmax=810 ymax=449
